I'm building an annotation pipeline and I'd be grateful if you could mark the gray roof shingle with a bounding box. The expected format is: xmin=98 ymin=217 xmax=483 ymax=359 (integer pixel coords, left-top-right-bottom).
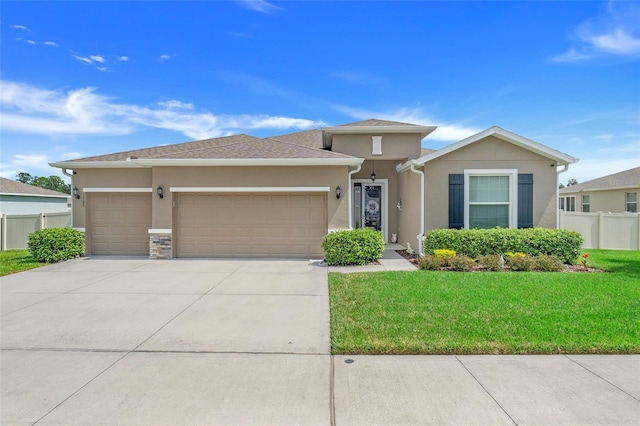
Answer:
xmin=0 ymin=177 xmax=70 ymax=197
xmin=336 ymin=118 xmax=424 ymax=127
xmin=560 ymin=167 xmax=640 ymax=192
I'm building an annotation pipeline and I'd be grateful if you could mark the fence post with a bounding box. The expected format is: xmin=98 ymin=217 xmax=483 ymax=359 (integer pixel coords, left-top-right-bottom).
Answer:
xmin=597 ymin=211 xmax=604 ymax=250
xmin=637 ymin=213 xmax=640 ymax=250
xmin=1 ymin=213 xmax=4 ymax=251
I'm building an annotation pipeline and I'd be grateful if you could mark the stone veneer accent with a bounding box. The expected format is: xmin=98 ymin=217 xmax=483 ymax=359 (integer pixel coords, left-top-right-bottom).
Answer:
xmin=149 ymin=232 xmax=172 ymax=259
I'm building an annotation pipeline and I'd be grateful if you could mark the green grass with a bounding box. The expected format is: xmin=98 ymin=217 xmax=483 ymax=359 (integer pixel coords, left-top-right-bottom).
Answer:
xmin=329 ymin=249 xmax=640 ymax=355
xmin=0 ymin=250 xmax=47 ymax=276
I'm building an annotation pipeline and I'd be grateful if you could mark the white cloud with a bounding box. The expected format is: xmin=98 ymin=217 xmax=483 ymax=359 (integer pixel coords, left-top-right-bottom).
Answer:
xmin=72 ymin=55 xmax=93 ymax=65
xmin=0 ymin=80 xmax=324 ymax=141
xmin=90 ymin=55 xmax=106 ymax=63
xmin=16 ymin=38 xmax=36 ymax=45
xmin=11 ymin=25 xmax=30 ymax=32
xmin=334 ymin=105 xmax=481 ymax=142
xmin=235 ymin=0 xmax=280 ymax=13
xmin=44 ymin=41 xmax=59 ymax=47
xmin=552 ymin=1 xmax=640 ymax=62
xmin=329 ymin=71 xmax=384 ymax=85
xmin=96 ymin=67 xmax=108 ymax=72
xmin=158 ymin=54 xmax=174 ymax=62
xmin=118 ymin=56 xmax=129 ymax=61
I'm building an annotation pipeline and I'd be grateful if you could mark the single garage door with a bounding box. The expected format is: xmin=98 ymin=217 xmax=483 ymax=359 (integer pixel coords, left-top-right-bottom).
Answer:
xmin=88 ymin=193 xmax=152 ymax=255
xmin=177 ymin=192 xmax=327 ymax=258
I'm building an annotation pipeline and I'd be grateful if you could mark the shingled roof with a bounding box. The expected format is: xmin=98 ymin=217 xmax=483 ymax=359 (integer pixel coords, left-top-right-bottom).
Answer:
xmin=0 ymin=177 xmax=70 ymax=198
xmin=560 ymin=167 xmax=640 ymax=193
xmin=337 ymin=118 xmax=424 ymax=127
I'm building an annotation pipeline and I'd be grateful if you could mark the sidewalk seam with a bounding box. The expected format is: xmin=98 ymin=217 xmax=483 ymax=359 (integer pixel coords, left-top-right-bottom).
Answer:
xmin=564 ymin=355 xmax=640 ymax=402
xmin=455 ymin=356 xmax=519 ymax=425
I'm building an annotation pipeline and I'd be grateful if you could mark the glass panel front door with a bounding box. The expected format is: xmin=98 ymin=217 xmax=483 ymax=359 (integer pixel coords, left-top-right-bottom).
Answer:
xmin=363 ymin=184 xmax=382 ymax=232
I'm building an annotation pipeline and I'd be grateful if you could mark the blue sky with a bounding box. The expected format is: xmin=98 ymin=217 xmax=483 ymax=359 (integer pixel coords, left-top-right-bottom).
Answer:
xmin=1 ymin=0 xmax=638 ymax=184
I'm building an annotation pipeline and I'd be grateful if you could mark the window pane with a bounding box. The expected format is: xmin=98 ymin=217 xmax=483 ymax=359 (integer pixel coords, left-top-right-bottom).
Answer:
xmin=469 ymin=176 xmax=509 ymax=202
xmin=469 ymin=205 xmax=509 ymax=228
xmin=627 ymin=192 xmax=637 ymax=202
xmin=582 ymin=195 xmax=590 ymax=203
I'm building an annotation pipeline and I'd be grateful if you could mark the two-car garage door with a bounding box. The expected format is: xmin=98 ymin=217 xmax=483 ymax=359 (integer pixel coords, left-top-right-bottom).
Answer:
xmin=176 ymin=192 xmax=327 ymax=258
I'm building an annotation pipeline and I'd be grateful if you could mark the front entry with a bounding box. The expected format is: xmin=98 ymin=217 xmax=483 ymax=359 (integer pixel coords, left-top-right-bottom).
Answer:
xmin=353 ymin=180 xmax=387 ymax=242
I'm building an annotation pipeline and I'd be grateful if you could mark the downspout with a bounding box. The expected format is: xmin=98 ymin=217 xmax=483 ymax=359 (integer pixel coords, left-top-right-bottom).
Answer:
xmin=61 ymin=169 xmax=75 ymax=228
xmin=556 ymin=164 xmax=569 ymax=229
xmin=410 ymin=163 xmax=425 ymax=255
xmin=348 ymin=164 xmax=362 ymax=229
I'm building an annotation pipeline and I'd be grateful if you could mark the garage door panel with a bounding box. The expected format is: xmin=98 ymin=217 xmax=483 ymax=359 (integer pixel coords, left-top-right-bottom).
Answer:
xmin=89 ymin=193 xmax=151 ymax=256
xmin=177 ymin=192 xmax=327 ymax=258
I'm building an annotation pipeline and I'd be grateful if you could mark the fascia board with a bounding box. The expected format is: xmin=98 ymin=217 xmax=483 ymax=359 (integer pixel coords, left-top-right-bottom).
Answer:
xmin=51 ymin=158 xmax=364 ymax=168
xmin=323 ymin=125 xmax=437 ymax=137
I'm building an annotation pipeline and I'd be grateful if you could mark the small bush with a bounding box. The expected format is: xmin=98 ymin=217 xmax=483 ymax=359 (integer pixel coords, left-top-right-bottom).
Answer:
xmin=434 ymin=249 xmax=456 ymax=258
xmin=449 ymin=255 xmax=475 ymax=271
xmin=478 ymin=254 xmax=502 ymax=272
xmin=322 ymin=228 xmax=385 ymax=266
xmin=423 ymin=228 xmax=583 ymax=264
xmin=418 ymin=255 xmax=442 ymax=270
xmin=507 ymin=253 xmax=535 ymax=271
xmin=27 ymin=228 xmax=85 ymax=263
xmin=534 ymin=254 xmax=564 ymax=272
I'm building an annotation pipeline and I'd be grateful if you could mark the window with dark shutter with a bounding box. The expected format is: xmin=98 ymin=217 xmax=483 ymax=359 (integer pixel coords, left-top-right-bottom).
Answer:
xmin=449 ymin=174 xmax=464 ymax=229
xmin=517 ymin=173 xmax=533 ymax=228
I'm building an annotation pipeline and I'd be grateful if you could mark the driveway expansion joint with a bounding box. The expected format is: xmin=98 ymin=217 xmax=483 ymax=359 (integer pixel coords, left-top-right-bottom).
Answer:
xmin=564 ymin=355 xmax=640 ymax=403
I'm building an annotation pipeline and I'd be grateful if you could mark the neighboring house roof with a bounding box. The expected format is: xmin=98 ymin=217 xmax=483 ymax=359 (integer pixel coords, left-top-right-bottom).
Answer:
xmin=337 ymin=118 xmax=425 ymax=127
xmin=0 ymin=177 xmax=70 ymax=198
xmin=397 ymin=126 xmax=578 ymax=172
xmin=560 ymin=167 xmax=640 ymax=193
xmin=420 ymin=148 xmax=436 ymax=157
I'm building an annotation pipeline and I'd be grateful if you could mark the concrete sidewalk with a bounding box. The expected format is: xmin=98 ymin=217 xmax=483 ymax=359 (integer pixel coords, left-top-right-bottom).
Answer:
xmin=2 ymin=258 xmax=639 ymax=425
xmin=328 ymin=247 xmax=417 ymax=273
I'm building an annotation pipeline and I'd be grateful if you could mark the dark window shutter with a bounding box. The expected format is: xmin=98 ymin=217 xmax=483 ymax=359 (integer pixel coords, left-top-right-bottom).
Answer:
xmin=518 ymin=173 xmax=534 ymax=228
xmin=449 ymin=174 xmax=464 ymax=229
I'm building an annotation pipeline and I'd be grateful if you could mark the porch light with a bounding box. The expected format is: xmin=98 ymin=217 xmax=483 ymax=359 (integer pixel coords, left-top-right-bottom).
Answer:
xmin=371 ymin=160 xmax=376 ymax=182
xmin=156 ymin=185 xmax=164 ymax=199
xmin=336 ymin=185 xmax=342 ymax=199
xmin=73 ymin=187 xmax=80 ymax=199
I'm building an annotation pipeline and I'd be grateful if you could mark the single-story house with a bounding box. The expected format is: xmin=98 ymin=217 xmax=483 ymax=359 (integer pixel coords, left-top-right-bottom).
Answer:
xmin=50 ymin=119 xmax=578 ymax=259
xmin=0 ymin=177 xmax=71 ymax=215
xmin=559 ymin=166 xmax=639 ymax=213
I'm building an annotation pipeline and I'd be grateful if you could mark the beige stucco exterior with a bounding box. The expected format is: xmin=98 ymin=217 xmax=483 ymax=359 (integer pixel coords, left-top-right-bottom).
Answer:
xmin=332 ymin=134 xmax=422 ymax=160
xmin=421 ymin=136 xmax=559 ymax=230
xmin=397 ymin=168 xmax=422 ymax=249
xmin=560 ymin=188 xmax=638 ymax=213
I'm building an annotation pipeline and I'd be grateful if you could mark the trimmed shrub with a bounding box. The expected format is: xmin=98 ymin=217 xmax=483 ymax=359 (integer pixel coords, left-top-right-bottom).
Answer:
xmin=507 ymin=253 xmax=535 ymax=271
xmin=434 ymin=249 xmax=456 ymax=266
xmin=449 ymin=255 xmax=475 ymax=271
xmin=423 ymin=228 xmax=583 ymax=264
xmin=322 ymin=228 xmax=385 ymax=266
xmin=478 ymin=254 xmax=502 ymax=272
xmin=418 ymin=255 xmax=442 ymax=270
xmin=27 ymin=228 xmax=85 ymax=263
xmin=534 ymin=254 xmax=564 ymax=272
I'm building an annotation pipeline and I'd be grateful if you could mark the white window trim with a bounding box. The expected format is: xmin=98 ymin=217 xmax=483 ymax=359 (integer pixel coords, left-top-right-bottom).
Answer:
xmin=83 ymin=188 xmax=152 ymax=193
xmin=170 ymin=187 xmax=330 ymax=193
xmin=560 ymin=195 xmax=576 ymax=212
xmin=464 ymin=169 xmax=518 ymax=229
xmin=352 ymin=179 xmax=389 ymax=243
xmin=626 ymin=192 xmax=637 ymax=213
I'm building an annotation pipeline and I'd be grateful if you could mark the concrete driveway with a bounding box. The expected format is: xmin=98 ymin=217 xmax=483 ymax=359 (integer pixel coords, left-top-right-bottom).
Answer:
xmin=2 ymin=258 xmax=639 ymax=425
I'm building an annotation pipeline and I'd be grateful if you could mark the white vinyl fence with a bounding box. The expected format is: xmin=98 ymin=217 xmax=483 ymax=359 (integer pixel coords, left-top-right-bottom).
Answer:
xmin=0 ymin=212 xmax=72 ymax=250
xmin=559 ymin=211 xmax=640 ymax=251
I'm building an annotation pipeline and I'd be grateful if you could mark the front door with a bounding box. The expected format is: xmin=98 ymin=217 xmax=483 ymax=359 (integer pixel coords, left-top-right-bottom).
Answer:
xmin=353 ymin=181 xmax=386 ymax=241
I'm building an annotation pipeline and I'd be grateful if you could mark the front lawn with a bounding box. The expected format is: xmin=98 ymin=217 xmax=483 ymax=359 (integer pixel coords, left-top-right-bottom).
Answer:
xmin=329 ymin=249 xmax=640 ymax=354
xmin=0 ymin=250 xmax=47 ymax=276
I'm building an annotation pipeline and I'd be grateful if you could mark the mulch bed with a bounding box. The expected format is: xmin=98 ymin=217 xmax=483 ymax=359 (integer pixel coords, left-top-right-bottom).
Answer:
xmin=396 ymin=250 xmax=601 ymax=273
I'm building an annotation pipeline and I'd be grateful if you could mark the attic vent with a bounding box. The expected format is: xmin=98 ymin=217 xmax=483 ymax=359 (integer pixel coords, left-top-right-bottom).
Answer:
xmin=372 ymin=136 xmax=382 ymax=156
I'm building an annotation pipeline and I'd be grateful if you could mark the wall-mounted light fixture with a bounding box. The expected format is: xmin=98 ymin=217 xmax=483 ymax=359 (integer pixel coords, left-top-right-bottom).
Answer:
xmin=370 ymin=159 xmax=376 ymax=182
xmin=73 ymin=186 xmax=80 ymax=199
xmin=397 ymin=200 xmax=402 ymax=211
xmin=156 ymin=185 xmax=164 ymax=199
xmin=336 ymin=185 xmax=342 ymax=199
